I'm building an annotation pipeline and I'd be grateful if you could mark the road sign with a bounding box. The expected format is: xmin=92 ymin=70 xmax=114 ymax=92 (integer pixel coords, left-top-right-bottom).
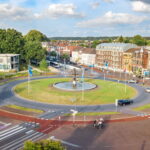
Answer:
xmin=28 ymin=65 xmax=33 ymax=77
xmin=115 ymin=99 xmax=118 ymax=107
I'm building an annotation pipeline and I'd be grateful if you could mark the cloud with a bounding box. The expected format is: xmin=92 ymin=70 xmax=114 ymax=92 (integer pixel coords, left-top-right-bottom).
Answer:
xmin=130 ymin=0 xmax=150 ymax=4
xmin=45 ymin=3 xmax=85 ymax=18
xmin=90 ymin=2 xmax=100 ymax=9
xmin=0 ymin=3 xmax=32 ymax=20
xmin=131 ymin=1 xmax=150 ymax=12
xmin=102 ymin=0 xmax=115 ymax=3
xmin=77 ymin=11 xmax=148 ymax=27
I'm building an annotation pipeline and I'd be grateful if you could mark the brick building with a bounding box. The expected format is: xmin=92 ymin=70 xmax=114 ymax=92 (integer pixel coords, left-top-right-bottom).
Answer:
xmin=96 ymin=43 xmax=137 ymax=71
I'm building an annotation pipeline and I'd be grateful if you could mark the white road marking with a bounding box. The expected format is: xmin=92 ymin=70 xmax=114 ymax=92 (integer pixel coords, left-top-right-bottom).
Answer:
xmin=0 ymin=125 xmax=19 ymax=134
xmin=50 ymin=136 xmax=81 ymax=148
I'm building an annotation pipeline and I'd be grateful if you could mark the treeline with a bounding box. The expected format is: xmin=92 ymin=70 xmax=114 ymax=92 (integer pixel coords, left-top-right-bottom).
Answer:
xmin=49 ymin=36 xmax=150 ymax=41
xmin=49 ymin=36 xmax=118 ymax=41
xmin=0 ymin=29 xmax=48 ymax=65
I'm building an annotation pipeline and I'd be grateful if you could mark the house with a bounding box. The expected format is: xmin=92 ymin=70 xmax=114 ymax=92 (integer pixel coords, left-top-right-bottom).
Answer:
xmin=96 ymin=43 xmax=137 ymax=71
xmin=72 ymin=48 xmax=96 ymax=66
xmin=62 ymin=46 xmax=82 ymax=56
xmin=80 ymin=48 xmax=96 ymax=66
xmin=0 ymin=54 xmax=20 ymax=72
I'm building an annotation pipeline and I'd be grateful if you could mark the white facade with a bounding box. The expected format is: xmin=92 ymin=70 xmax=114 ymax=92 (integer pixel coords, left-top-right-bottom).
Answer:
xmin=71 ymin=51 xmax=82 ymax=63
xmin=0 ymin=54 xmax=20 ymax=72
xmin=71 ymin=49 xmax=96 ymax=66
xmin=81 ymin=54 xmax=96 ymax=66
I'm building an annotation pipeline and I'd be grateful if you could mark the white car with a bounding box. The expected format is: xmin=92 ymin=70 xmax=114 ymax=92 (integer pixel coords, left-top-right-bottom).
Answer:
xmin=127 ymin=80 xmax=137 ymax=83
xmin=145 ymin=88 xmax=150 ymax=93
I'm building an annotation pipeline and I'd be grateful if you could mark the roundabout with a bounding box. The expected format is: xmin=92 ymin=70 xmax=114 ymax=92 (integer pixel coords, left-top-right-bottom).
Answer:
xmin=0 ymin=75 xmax=149 ymax=115
xmin=14 ymin=78 xmax=136 ymax=105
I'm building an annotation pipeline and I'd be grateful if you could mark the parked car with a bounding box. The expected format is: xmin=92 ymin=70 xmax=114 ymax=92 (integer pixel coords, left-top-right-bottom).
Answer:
xmin=118 ymin=99 xmax=133 ymax=106
xmin=127 ymin=79 xmax=137 ymax=83
xmin=145 ymin=87 xmax=150 ymax=93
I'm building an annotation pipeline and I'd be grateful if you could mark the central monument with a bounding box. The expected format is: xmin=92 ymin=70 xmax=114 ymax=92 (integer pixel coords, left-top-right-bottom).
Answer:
xmin=53 ymin=67 xmax=97 ymax=91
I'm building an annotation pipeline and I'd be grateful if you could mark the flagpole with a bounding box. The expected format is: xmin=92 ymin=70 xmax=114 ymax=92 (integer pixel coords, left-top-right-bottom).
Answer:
xmin=125 ymin=68 xmax=127 ymax=94
xmin=28 ymin=65 xmax=30 ymax=95
xmin=28 ymin=60 xmax=32 ymax=95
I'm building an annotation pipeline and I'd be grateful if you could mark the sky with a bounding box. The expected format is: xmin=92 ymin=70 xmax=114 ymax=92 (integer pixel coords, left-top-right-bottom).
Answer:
xmin=0 ymin=0 xmax=150 ymax=37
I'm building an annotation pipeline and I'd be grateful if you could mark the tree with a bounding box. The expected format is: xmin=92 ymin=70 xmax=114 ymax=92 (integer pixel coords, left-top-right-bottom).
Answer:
xmin=0 ymin=28 xmax=25 ymax=60
xmin=91 ymin=40 xmax=101 ymax=48
xmin=23 ymin=140 xmax=65 ymax=150
xmin=117 ymin=36 xmax=124 ymax=43
xmin=24 ymin=41 xmax=46 ymax=63
xmin=60 ymin=54 xmax=70 ymax=62
xmin=24 ymin=30 xmax=48 ymax=42
xmin=50 ymin=51 xmax=57 ymax=58
xmin=40 ymin=58 xmax=48 ymax=71
xmin=132 ymin=35 xmax=147 ymax=46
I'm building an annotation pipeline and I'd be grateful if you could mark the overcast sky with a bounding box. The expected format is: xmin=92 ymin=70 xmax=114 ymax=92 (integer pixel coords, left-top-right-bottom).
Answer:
xmin=0 ymin=0 xmax=150 ymax=37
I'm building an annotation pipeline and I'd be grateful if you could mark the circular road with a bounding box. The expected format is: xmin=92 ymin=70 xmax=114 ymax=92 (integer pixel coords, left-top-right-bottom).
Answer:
xmin=0 ymin=75 xmax=150 ymax=118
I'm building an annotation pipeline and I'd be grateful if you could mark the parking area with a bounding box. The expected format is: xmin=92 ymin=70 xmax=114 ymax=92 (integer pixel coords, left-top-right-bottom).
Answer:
xmin=49 ymin=119 xmax=150 ymax=150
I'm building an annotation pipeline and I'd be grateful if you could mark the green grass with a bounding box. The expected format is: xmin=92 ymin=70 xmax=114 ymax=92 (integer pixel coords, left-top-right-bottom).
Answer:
xmin=65 ymin=112 xmax=120 ymax=116
xmin=14 ymin=78 xmax=137 ymax=105
xmin=133 ymin=104 xmax=150 ymax=111
xmin=6 ymin=105 xmax=44 ymax=113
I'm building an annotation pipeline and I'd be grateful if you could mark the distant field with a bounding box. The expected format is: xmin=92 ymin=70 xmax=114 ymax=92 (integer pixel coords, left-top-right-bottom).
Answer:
xmin=14 ymin=78 xmax=136 ymax=105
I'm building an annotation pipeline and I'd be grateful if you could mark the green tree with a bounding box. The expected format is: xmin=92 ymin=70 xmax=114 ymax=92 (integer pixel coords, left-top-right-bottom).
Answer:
xmin=23 ymin=140 xmax=65 ymax=150
xmin=60 ymin=53 xmax=70 ymax=62
xmin=118 ymin=36 xmax=124 ymax=43
xmin=24 ymin=30 xmax=48 ymax=42
xmin=132 ymin=35 xmax=147 ymax=46
xmin=50 ymin=51 xmax=57 ymax=58
xmin=24 ymin=41 xmax=46 ymax=63
xmin=40 ymin=58 xmax=48 ymax=71
xmin=91 ymin=40 xmax=101 ymax=48
xmin=0 ymin=28 xmax=25 ymax=60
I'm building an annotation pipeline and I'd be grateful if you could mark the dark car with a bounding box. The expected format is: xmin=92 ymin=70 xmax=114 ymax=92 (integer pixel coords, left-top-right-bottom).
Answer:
xmin=118 ymin=99 xmax=133 ymax=106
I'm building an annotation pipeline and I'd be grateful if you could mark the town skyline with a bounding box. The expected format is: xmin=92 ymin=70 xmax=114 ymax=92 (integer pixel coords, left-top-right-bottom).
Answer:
xmin=0 ymin=0 xmax=150 ymax=37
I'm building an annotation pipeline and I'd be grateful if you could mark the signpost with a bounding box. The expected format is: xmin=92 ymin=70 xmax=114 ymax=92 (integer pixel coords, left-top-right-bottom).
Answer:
xmin=70 ymin=109 xmax=78 ymax=125
xmin=115 ymin=99 xmax=118 ymax=112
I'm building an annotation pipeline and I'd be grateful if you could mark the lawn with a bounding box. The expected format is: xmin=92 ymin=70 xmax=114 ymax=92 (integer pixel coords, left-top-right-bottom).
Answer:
xmin=14 ymin=78 xmax=137 ymax=105
xmin=6 ymin=105 xmax=44 ymax=113
xmin=64 ymin=112 xmax=120 ymax=116
xmin=133 ymin=104 xmax=150 ymax=111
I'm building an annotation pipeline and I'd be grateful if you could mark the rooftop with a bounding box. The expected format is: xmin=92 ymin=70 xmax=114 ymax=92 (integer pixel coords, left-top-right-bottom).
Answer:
xmin=126 ymin=47 xmax=149 ymax=53
xmin=96 ymin=43 xmax=137 ymax=51
xmin=0 ymin=54 xmax=20 ymax=57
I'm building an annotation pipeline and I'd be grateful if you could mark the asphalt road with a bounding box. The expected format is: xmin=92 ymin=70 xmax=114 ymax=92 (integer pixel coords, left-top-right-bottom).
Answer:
xmin=0 ymin=75 xmax=150 ymax=119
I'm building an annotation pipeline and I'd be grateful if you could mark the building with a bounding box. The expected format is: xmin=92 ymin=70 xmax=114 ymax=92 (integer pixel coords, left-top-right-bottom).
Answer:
xmin=122 ymin=51 xmax=133 ymax=72
xmin=96 ymin=43 xmax=137 ymax=71
xmin=80 ymin=48 xmax=96 ymax=66
xmin=0 ymin=54 xmax=20 ymax=72
xmin=72 ymin=48 xmax=96 ymax=66
xmin=131 ymin=47 xmax=149 ymax=75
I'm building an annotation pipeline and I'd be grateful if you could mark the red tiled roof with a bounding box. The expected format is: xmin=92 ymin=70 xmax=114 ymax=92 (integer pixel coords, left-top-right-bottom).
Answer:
xmin=125 ymin=47 xmax=149 ymax=53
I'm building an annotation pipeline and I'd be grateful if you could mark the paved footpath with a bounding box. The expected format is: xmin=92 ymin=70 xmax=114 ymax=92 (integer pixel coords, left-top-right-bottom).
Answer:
xmin=1 ymin=109 xmax=150 ymax=134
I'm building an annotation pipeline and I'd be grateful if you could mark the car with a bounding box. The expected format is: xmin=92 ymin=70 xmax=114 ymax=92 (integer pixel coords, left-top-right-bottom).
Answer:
xmin=127 ymin=79 xmax=137 ymax=83
xmin=118 ymin=99 xmax=133 ymax=106
xmin=145 ymin=87 xmax=150 ymax=93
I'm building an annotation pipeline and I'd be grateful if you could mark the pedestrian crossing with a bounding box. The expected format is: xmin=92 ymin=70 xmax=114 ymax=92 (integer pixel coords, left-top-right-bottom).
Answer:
xmin=0 ymin=123 xmax=46 ymax=150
